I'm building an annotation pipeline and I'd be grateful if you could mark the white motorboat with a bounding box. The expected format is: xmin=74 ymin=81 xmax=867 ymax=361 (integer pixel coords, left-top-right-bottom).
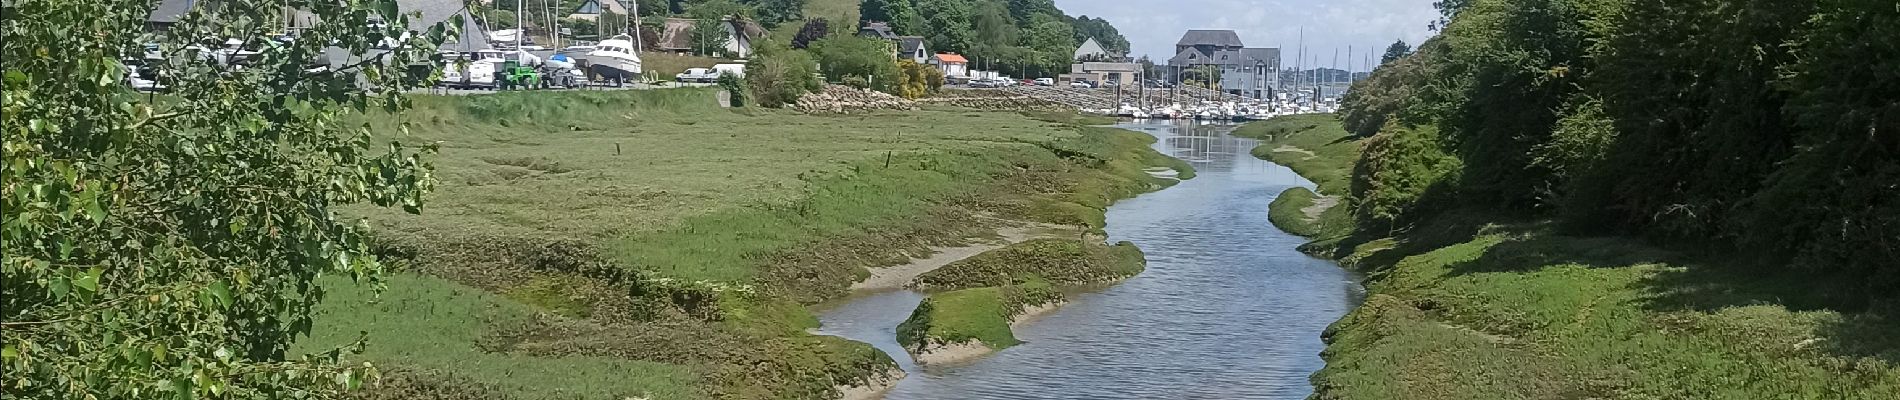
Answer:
xmin=575 ymin=35 xmax=642 ymax=84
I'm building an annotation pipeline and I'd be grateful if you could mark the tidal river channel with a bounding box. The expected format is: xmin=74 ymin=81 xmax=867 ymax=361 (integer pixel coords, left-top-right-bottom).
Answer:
xmin=815 ymin=121 xmax=1364 ymax=399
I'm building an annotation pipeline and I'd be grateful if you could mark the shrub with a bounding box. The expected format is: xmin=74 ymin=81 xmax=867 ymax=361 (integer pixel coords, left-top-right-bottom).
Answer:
xmin=1348 ymin=122 xmax=1461 ymax=234
xmin=810 ymin=35 xmax=899 ymax=92
xmin=791 ymin=18 xmax=829 ymax=49
xmin=744 ymin=42 xmax=821 ymax=108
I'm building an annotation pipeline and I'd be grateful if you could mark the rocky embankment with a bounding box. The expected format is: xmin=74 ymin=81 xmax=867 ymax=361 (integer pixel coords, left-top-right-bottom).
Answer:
xmin=792 ymin=85 xmax=918 ymax=114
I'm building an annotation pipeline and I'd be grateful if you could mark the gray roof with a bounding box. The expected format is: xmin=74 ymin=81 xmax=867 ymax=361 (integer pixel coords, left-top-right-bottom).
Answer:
xmin=148 ymin=0 xmax=203 ymax=24
xmin=897 ymin=36 xmax=926 ymax=53
xmin=1175 ymin=30 xmax=1243 ymax=47
xmin=1167 ymin=47 xmax=1207 ymax=66
xmin=1174 ymin=46 xmax=1278 ymax=67
xmin=859 ymin=22 xmax=896 ymax=40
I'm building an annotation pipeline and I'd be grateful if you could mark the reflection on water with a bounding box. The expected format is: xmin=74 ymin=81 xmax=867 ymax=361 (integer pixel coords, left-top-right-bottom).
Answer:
xmin=815 ymin=120 xmax=1364 ymax=399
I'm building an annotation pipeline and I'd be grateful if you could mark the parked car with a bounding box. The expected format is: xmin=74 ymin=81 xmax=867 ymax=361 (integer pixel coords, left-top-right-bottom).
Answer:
xmin=968 ymin=79 xmax=999 ymax=88
xmin=1035 ymin=78 xmax=1054 ymax=86
xmin=675 ymin=68 xmax=719 ymax=83
xmin=1070 ymin=80 xmax=1093 ymax=88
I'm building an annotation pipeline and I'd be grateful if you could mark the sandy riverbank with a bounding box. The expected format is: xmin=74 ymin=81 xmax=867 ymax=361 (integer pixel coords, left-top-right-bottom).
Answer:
xmin=850 ymin=225 xmax=1058 ymax=291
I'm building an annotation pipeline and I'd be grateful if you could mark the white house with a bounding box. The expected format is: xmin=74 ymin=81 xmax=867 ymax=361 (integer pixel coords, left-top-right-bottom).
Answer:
xmin=929 ymin=53 xmax=969 ymax=77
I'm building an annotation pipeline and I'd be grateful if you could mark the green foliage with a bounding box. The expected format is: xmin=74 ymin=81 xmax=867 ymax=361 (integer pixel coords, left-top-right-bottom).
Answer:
xmin=1268 ymin=187 xmax=1322 ymax=237
xmin=1733 ymin=0 xmax=1900 ymax=291
xmin=1338 ymin=49 xmax=1431 ymax=138
xmin=810 ymin=35 xmax=900 ymax=91
xmin=742 ymin=0 xmax=807 ymax=27
xmin=744 ymin=42 xmax=823 ymax=107
xmin=718 ymin=73 xmax=748 ymax=107
xmin=895 ymin=60 xmax=932 ymax=99
xmin=1233 ymin=115 xmax=1363 ymax=194
xmin=859 ymin=0 xmax=922 ymax=35
xmin=1069 ymin=16 xmax=1129 ymax=55
xmin=1380 ymin=39 xmax=1411 ymax=64
xmin=1 ymin=0 xmax=442 ymax=397
xmin=487 ymin=9 xmax=520 ymax=29
xmin=1341 ymin=0 xmax=1896 ymax=290
xmin=916 ymin=0 xmax=976 ymax=54
xmin=1348 ymin=123 xmax=1461 ymax=233
xmin=791 ymin=18 xmax=831 ymax=49
xmin=1314 ymin=226 xmax=1900 ymax=399
xmin=912 ymin=239 xmax=1145 ymax=290
xmin=895 ymin=287 xmax=1019 ymax=349
xmin=689 ymin=17 xmax=734 ymax=57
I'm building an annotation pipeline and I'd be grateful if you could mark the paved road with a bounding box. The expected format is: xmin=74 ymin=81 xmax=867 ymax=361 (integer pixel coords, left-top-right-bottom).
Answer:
xmin=415 ymin=81 xmax=718 ymax=96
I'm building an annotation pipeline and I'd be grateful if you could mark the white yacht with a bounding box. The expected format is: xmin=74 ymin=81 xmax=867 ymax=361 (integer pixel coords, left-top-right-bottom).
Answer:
xmin=577 ymin=35 xmax=643 ymax=84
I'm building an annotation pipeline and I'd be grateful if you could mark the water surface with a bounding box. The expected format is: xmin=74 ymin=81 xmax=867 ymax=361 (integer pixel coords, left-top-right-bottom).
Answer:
xmin=816 ymin=120 xmax=1363 ymax=399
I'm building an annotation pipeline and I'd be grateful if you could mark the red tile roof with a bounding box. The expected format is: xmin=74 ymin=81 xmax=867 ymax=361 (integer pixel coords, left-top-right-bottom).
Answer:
xmin=934 ymin=53 xmax=968 ymax=64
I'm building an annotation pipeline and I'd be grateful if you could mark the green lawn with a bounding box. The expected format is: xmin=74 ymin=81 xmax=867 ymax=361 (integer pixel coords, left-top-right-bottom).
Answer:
xmin=312 ymin=89 xmax=1188 ymax=398
xmin=293 ymin=275 xmax=698 ymax=400
xmin=1234 ymin=114 xmax=1359 ymax=238
xmin=1232 ymin=114 xmax=1361 ymax=194
xmin=897 ymin=287 xmax=1020 ymax=350
xmin=912 ymin=239 xmax=1145 ymax=290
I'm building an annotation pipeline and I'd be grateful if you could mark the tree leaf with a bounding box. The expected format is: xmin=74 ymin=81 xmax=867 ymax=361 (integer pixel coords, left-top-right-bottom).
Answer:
xmin=207 ymin=281 xmax=231 ymax=308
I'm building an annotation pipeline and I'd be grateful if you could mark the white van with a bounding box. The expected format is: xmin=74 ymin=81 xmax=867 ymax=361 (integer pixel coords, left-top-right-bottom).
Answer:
xmin=712 ymin=63 xmax=747 ymax=80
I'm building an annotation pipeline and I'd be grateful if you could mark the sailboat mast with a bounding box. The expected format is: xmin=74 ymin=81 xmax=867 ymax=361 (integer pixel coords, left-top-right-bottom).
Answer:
xmin=632 ymin=0 xmax=643 ymax=52
xmin=514 ymin=0 xmax=524 ymax=50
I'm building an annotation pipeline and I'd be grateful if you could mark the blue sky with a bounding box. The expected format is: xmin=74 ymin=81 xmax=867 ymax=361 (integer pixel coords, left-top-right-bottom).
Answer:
xmin=1054 ymin=0 xmax=1440 ymax=71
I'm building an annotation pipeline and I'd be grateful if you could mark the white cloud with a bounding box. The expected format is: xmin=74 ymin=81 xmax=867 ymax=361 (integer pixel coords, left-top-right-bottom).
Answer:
xmin=1055 ymin=0 xmax=1438 ymax=71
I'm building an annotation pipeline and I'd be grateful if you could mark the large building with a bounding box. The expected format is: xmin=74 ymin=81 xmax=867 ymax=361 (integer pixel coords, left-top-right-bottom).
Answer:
xmin=1166 ymin=29 xmax=1281 ymax=99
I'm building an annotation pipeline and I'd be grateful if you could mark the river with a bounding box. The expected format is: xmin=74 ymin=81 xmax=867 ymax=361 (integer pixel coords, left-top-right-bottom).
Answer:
xmin=815 ymin=120 xmax=1364 ymax=399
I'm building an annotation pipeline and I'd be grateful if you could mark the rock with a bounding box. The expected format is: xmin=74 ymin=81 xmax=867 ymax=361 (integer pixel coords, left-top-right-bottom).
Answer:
xmin=791 ymin=85 xmax=918 ymax=114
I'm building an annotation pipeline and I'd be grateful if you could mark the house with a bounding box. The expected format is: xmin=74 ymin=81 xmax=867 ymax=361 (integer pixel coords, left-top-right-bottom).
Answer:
xmin=929 ymin=53 xmax=969 ymax=77
xmin=896 ymin=36 xmax=928 ymax=64
xmin=1215 ymin=48 xmax=1281 ymax=100
xmin=858 ymin=22 xmax=898 ymax=40
xmin=1160 ymin=29 xmax=1281 ymax=98
xmin=1059 ymin=62 xmax=1141 ymax=86
xmin=567 ymin=0 xmax=629 ymax=21
xmin=657 ymin=17 xmax=767 ymax=58
xmin=1073 ymin=37 xmax=1112 ymax=61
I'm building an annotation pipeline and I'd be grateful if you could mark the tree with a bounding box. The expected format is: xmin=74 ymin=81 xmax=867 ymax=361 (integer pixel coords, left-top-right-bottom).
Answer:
xmin=811 ymin=35 xmax=901 ymax=92
xmin=917 ymin=0 xmax=975 ymax=54
xmin=792 ymin=18 xmax=831 ymax=49
xmin=746 ymin=41 xmax=823 ymax=107
xmin=860 ymin=0 xmax=922 ymax=35
xmin=742 ymin=0 xmax=807 ymax=27
xmin=690 ymin=18 xmax=734 ymax=56
xmin=971 ymin=0 xmax=1019 ymax=50
xmin=1 ymin=0 xmax=441 ymax=398
xmin=1022 ymin=14 xmax=1077 ymax=76
xmin=1006 ymin=0 xmax=1059 ymax=27
xmin=1069 ymin=16 xmax=1129 ymax=55
xmin=1381 ymin=39 xmax=1412 ymax=64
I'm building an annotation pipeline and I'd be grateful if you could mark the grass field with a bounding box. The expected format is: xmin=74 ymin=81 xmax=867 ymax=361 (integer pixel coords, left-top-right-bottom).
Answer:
xmin=1234 ymin=115 xmax=1359 ymax=238
xmin=912 ymin=239 xmax=1145 ymax=290
xmin=306 ymin=89 xmax=1189 ymax=398
xmin=1241 ymin=116 xmax=1900 ymax=399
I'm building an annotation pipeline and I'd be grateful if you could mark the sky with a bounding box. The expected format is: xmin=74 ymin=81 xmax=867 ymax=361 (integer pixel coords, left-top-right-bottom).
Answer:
xmin=1054 ymin=0 xmax=1441 ymax=72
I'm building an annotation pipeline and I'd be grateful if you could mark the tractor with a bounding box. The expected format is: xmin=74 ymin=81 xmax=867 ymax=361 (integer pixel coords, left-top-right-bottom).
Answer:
xmin=498 ymin=60 xmax=541 ymax=90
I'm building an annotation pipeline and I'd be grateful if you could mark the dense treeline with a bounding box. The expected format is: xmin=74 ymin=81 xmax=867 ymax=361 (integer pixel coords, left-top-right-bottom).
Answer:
xmin=860 ymin=0 xmax=1128 ymax=77
xmin=1338 ymin=0 xmax=1897 ymax=293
